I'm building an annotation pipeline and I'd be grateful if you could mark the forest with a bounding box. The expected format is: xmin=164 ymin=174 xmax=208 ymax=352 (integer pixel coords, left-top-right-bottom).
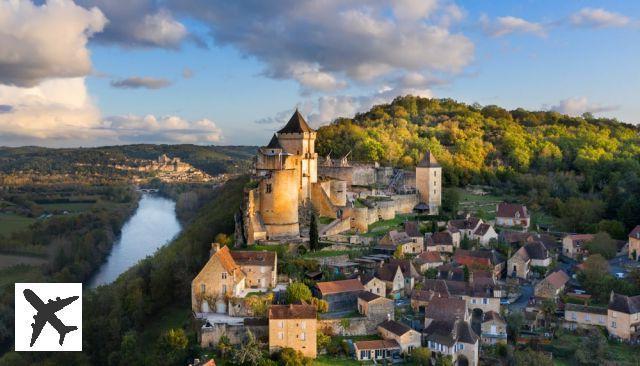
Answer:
xmin=317 ymin=96 xmax=640 ymax=233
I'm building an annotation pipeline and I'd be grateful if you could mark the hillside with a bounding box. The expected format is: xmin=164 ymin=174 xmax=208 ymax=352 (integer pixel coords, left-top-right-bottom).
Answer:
xmin=316 ymin=96 xmax=640 ymax=232
xmin=0 ymin=144 xmax=257 ymax=177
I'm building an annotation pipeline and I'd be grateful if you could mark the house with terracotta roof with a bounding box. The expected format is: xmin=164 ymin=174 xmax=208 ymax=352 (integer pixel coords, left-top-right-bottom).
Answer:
xmin=447 ymin=217 xmax=482 ymax=240
xmin=377 ymin=320 xmax=421 ymax=354
xmin=535 ymin=270 xmax=569 ymax=299
xmin=452 ymin=249 xmax=505 ymax=279
xmin=191 ymin=244 xmax=277 ymax=313
xmin=507 ymin=241 xmax=551 ymax=279
xmin=562 ymin=234 xmax=595 ymax=260
xmin=315 ymin=278 xmax=365 ymax=312
xmin=495 ymin=202 xmax=530 ymax=229
xmin=414 ymin=251 xmax=444 ymax=272
xmin=607 ymin=292 xmax=640 ymax=342
xmin=353 ymin=339 xmax=401 ymax=361
xmin=481 ymin=311 xmax=507 ymax=345
xmin=425 ymin=231 xmax=455 ymax=254
xmin=628 ymin=225 xmax=640 ymax=260
xmin=423 ymin=297 xmax=479 ymax=366
xmin=268 ymin=303 xmax=317 ymax=358
xmin=357 ymin=292 xmax=394 ymax=321
xmin=423 ymin=278 xmax=503 ymax=314
xmin=360 ymin=274 xmax=386 ymax=298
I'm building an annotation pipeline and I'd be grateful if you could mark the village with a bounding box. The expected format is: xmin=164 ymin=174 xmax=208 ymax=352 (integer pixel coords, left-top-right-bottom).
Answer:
xmin=189 ymin=111 xmax=640 ymax=366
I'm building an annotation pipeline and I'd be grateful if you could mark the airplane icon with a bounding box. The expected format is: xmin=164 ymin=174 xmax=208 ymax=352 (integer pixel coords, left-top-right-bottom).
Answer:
xmin=23 ymin=289 xmax=79 ymax=347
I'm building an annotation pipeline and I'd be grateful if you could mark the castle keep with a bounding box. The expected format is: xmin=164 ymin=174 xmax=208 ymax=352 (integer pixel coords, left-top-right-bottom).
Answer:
xmin=242 ymin=110 xmax=442 ymax=244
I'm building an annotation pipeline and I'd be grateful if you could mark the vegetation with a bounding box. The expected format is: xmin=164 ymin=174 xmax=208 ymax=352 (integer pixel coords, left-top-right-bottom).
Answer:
xmin=285 ymin=282 xmax=313 ymax=304
xmin=317 ymin=96 xmax=640 ymax=232
xmin=309 ymin=213 xmax=319 ymax=252
xmin=578 ymin=254 xmax=638 ymax=304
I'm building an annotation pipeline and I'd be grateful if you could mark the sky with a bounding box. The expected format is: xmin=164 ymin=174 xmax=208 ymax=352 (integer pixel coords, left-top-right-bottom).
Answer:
xmin=0 ymin=0 xmax=638 ymax=147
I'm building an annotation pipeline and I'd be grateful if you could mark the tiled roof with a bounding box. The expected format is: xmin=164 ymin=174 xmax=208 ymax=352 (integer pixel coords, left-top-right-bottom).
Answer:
xmin=404 ymin=221 xmax=421 ymax=238
xmin=277 ymin=109 xmax=313 ymax=134
xmin=448 ymin=217 xmax=481 ymax=231
xmin=316 ymin=278 xmax=364 ymax=295
xmin=417 ymin=150 xmax=440 ymax=168
xmin=411 ymin=289 xmax=440 ymax=302
xmin=500 ymin=231 xmax=532 ymax=244
xmin=423 ymin=319 xmax=478 ymax=346
xmin=425 ymin=296 xmax=466 ymax=322
xmin=216 ymin=246 xmax=240 ymax=273
xmin=231 ymin=250 xmax=276 ymax=267
xmin=268 ymin=304 xmax=317 ymax=319
xmin=474 ymin=223 xmax=492 ymax=236
xmin=416 ymin=251 xmax=443 ymax=264
xmin=427 ymin=231 xmax=453 ymax=246
xmin=565 ymin=303 xmax=607 ymax=315
xmin=378 ymin=320 xmax=412 ymax=336
xmin=376 ymin=263 xmax=402 ymax=282
xmin=542 ymin=270 xmax=569 ymax=289
xmin=609 ymin=292 xmax=640 ymax=314
xmin=389 ymin=259 xmax=419 ymax=278
xmin=629 ymin=225 xmax=640 ymax=239
xmin=496 ymin=202 xmax=528 ymax=219
xmin=565 ymin=234 xmax=595 ymax=248
xmin=354 ymin=339 xmax=400 ymax=351
xmin=358 ymin=291 xmax=382 ymax=302
xmin=524 ymin=241 xmax=549 ymax=260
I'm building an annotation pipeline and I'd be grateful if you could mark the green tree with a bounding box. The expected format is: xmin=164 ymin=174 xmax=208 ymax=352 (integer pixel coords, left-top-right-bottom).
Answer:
xmin=411 ymin=347 xmax=432 ymax=365
xmin=425 ymin=268 xmax=438 ymax=279
xmin=393 ymin=245 xmax=404 ymax=259
xmin=513 ymin=348 xmax=553 ymax=366
xmin=584 ymin=232 xmax=618 ymax=259
xmin=339 ymin=318 xmax=351 ymax=335
xmin=317 ymin=332 xmax=331 ymax=353
xmin=506 ymin=312 xmax=524 ymax=341
xmin=278 ymin=347 xmax=312 ymax=366
xmin=232 ymin=330 xmax=264 ymax=366
xmin=309 ymin=213 xmax=319 ymax=252
xmin=285 ymin=282 xmax=312 ymax=304
xmin=442 ymin=188 xmax=460 ymax=215
xmin=157 ymin=328 xmax=189 ymax=365
xmin=217 ymin=335 xmax=232 ymax=358
xmin=596 ymin=220 xmax=626 ymax=240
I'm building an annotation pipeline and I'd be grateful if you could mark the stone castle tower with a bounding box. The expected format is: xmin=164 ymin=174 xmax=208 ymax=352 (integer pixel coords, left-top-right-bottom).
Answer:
xmin=415 ymin=151 xmax=441 ymax=214
xmin=247 ymin=110 xmax=318 ymax=241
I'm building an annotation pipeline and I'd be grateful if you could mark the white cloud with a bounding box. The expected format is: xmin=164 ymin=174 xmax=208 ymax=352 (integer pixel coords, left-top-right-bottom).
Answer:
xmin=168 ymin=0 xmax=474 ymax=93
xmin=548 ymin=97 xmax=618 ymax=116
xmin=0 ymin=0 xmax=107 ymax=87
xmin=481 ymin=14 xmax=546 ymax=37
xmin=110 ymin=76 xmax=172 ymax=89
xmin=100 ymin=114 xmax=223 ymax=144
xmin=570 ymin=8 xmax=630 ymax=29
xmin=77 ymin=0 xmax=189 ymax=48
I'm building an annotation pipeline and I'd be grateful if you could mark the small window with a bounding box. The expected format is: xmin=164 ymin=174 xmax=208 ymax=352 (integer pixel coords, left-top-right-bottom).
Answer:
xmin=279 ymin=320 xmax=284 ymax=328
xmin=200 ymin=284 xmax=206 ymax=292
xmin=612 ymin=321 xmax=617 ymax=328
xmin=300 ymin=332 xmax=306 ymax=340
xmin=266 ymin=184 xmax=272 ymax=193
xmin=301 ymin=321 xmax=306 ymax=329
xmin=222 ymin=272 xmax=228 ymax=280
xmin=434 ymin=171 xmax=436 ymax=177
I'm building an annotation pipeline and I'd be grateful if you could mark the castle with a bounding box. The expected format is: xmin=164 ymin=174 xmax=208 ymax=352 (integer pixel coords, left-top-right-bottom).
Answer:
xmin=242 ymin=110 xmax=441 ymax=244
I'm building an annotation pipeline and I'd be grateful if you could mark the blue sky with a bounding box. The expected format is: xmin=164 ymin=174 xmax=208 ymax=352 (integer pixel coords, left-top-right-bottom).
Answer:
xmin=0 ymin=0 xmax=638 ymax=147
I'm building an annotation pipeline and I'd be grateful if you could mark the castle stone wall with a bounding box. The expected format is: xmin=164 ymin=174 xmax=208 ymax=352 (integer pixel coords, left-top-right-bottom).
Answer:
xmin=318 ymin=166 xmax=354 ymax=186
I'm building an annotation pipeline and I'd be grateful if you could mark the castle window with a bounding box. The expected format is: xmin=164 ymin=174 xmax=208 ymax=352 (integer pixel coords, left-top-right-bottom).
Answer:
xmin=266 ymin=184 xmax=272 ymax=193
xmin=201 ymin=284 xmax=206 ymax=293
xmin=222 ymin=272 xmax=228 ymax=279
xmin=434 ymin=171 xmax=437 ymax=177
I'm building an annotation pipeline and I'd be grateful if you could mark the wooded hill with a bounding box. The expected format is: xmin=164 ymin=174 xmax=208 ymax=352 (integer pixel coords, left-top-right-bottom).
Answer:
xmin=316 ymin=96 xmax=640 ymax=232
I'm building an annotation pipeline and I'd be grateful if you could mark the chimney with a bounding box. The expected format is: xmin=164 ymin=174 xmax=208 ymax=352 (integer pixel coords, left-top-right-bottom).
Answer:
xmin=210 ymin=242 xmax=220 ymax=257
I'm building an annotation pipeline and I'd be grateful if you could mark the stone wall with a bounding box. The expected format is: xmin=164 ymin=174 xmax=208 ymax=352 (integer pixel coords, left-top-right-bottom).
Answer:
xmin=321 ymin=218 xmax=352 ymax=237
xmin=200 ymin=322 xmax=269 ymax=347
xmin=391 ymin=194 xmax=419 ymax=214
xmin=318 ymin=166 xmax=354 ymax=186
xmin=318 ymin=316 xmax=381 ymax=336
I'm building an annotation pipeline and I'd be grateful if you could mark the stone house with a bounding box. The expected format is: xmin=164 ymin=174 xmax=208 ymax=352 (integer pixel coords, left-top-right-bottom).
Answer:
xmin=316 ymin=279 xmax=365 ymax=312
xmin=361 ymin=274 xmax=386 ymax=298
xmin=423 ymin=297 xmax=478 ymax=366
xmin=268 ymin=304 xmax=317 ymax=358
xmin=191 ymin=244 xmax=277 ymax=313
xmin=452 ymin=249 xmax=505 ymax=280
xmin=472 ymin=223 xmax=499 ymax=246
xmin=447 ymin=217 xmax=482 ymax=240
xmin=414 ymin=251 xmax=444 ymax=273
xmin=563 ymin=304 xmax=608 ymax=330
xmin=377 ymin=320 xmax=421 ymax=354
xmin=535 ymin=270 xmax=569 ymax=299
xmin=423 ymin=278 xmax=503 ymax=314
xmin=507 ymin=241 xmax=551 ymax=279
xmin=562 ymin=234 xmax=595 ymax=260
xmin=425 ymin=231 xmax=455 ymax=254
xmin=480 ymin=311 xmax=507 ymax=345
xmin=410 ymin=289 xmax=442 ymax=313
xmin=357 ymin=291 xmax=394 ymax=321
xmin=375 ymin=263 xmax=407 ymax=298
xmin=353 ymin=339 xmax=401 ymax=361
xmin=607 ymin=292 xmax=640 ymax=342
xmin=628 ymin=225 xmax=640 ymax=260
xmin=379 ymin=230 xmax=423 ymax=256
xmin=495 ymin=202 xmax=530 ymax=229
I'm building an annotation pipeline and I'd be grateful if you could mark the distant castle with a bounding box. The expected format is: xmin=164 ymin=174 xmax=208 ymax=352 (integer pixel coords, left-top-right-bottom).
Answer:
xmin=242 ymin=110 xmax=441 ymax=244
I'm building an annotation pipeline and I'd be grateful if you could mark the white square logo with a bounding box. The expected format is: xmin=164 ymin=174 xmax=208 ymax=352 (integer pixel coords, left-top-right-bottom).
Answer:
xmin=14 ymin=283 xmax=82 ymax=351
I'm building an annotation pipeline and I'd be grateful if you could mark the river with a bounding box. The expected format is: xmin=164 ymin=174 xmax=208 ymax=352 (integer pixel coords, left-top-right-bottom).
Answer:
xmin=89 ymin=194 xmax=182 ymax=288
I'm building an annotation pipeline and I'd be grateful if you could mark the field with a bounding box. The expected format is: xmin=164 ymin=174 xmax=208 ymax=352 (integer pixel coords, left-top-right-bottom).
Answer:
xmin=0 ymin=213 xmax=35 ymax=236
xmin=0 ymin=254 xmax=47 ymax=270
xmin=0 ymin=265 xmax=44 ymax=290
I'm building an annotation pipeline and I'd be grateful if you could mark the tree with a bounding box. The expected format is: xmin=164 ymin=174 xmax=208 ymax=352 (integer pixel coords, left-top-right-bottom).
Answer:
xmin=540 ymin=299 xmax=557 ymax=328
xmin=285 ymin=282 xmax=312 ymax=304
xmin=339 ymin=318 xmax=351 ymax=335
xmin=309 ymin=213 xmax=319 ymax=252
xmin=214 ymin=233 xmax=233 ymax=247
xmin=317 ymin=332 xmax=331 ymax=353
xmin=425 ymin=268 xmax=438 ymax=279
xmin=157 ymin=328 xmax=189 ymax=365
xmin=217 ymin=335 xmax=232 ymax=358
xmin=442 ymin=188 xmax=460 ymax=215
xmin=513 ymin=348 xmax=553 ymax=366
xmin=278 ymin=347 xmax=312 ymax=366
xmin=411 ymin=347 xmax=431 ymax=365
xmin=310 ymin=297 xmax=329 ymax=313
xmin=463 ymin=265 xmax=470 ymax=282
xmin=584 ymin=232 xmax=618 ymax=259
xmin=232 ymin=330 xmax=264 ymax=366
xmin=393 ymin=245 xmax=404 ymax=259
xmin=574 ymin=329 xmax=608 ymax=365
xmin=596 ymin=220 xmax=626 ymax=240
xmin=506 ymin=312 xmax=524 ymax=341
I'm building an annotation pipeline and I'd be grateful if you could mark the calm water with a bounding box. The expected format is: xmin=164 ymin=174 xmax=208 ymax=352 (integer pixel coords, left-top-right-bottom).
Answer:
xmin=89 ymin=194 xmax=181 ymax=287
